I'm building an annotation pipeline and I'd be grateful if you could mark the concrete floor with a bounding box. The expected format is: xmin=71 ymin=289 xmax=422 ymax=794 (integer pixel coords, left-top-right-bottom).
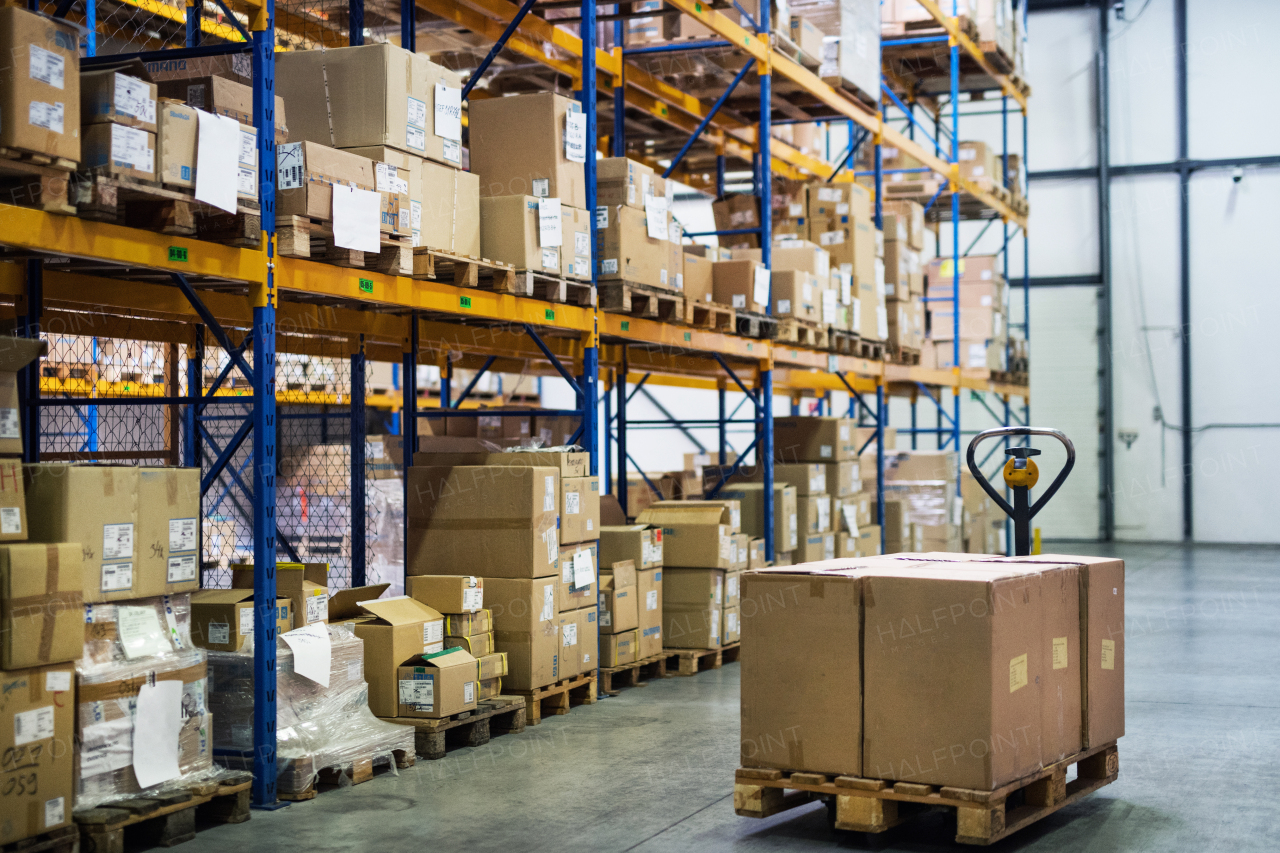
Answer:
xmin=183 ymin=543 xmax=1280 ymax=852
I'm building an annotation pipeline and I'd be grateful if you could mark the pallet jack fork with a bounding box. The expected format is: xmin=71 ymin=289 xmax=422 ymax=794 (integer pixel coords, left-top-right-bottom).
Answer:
xmin=966 ymin=427 xmax=1076 ymax=557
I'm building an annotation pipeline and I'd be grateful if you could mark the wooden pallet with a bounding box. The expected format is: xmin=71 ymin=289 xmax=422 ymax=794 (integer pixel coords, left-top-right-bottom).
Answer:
xmin=735 ymin=311 xmax=779 ymax=340
xmin=511 ymin=672 xmax=597 ymax=725
xmin=828 ymin=330 xmax=859 ymax=356
xmin=776 ymin=318 xmax=826 ymax=348
xmin=991 ymin=369 xmax=1029 ymax=386
xmin=0 ymin=826 xmax=78 ymax=853
xmin=277 ymin=746 xmax=415 ymax=801
xmin=74 ymin=774 xmax=253 ymax=851
xmin=0 ymin=148 xmax=77 ymax=215
xmin=734 ymin=741 xmax=1118 ymax=846
xmin=73 ymin=172 xmax=262 ymax=245
xmin=889 ymin=344 xmax=922 ymax=365
xmin=412 ymin=247 xmax=521 ymax=293
xmin=598 ymin=281 xmax=684 ymax=322
xmin=380 ymin=696 xmax=527 ymax=760
xmin=662 ymin=642 xmax=741 ymax=677
xmin=682 ymin=299 xmax=736 ymax=333
xmin=277 ymin=215 xmax=412 ymax=275
xmin=521 ymin=271 xmax=596 ymax=307
xmin=881 ymin=15 xmax=981 ymax=43
xmin=598 ymin=652 xmax=669 ymax=696
xmin=854 ymin=338 xmax=886 ymax=360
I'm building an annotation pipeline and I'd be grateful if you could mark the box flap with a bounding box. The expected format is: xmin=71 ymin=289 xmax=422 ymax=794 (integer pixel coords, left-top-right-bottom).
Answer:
xmin=419 ymin=646 xmax=478 ymax=669
xmin=359 ymin=595 xmax=441 ymax=626
xmin=605 ymin=560 xmax=636 ymax=588
xmin=192 ymin=589 xmax=255 ymax=605
xmin=328 ymin=583 xmax=390 ymax=619
xmin=637 ymin=503 xmax=729 ymax=526
xmin=82 ymin=57 xmax=155 ymax=84
xmin=0 ymin=337 xmax=46 ymax=373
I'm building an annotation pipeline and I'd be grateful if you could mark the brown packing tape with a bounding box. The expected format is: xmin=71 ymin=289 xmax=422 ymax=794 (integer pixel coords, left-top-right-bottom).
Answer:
xmin=166 ymin=471 xmax=178 ymax=506
xmin=104 ymin=470 xmax=115 ymax=497
xmin=39 ymin=545 xmax=59 ymax=662
xmin=78 ymin=662 xmax=206 ymax=703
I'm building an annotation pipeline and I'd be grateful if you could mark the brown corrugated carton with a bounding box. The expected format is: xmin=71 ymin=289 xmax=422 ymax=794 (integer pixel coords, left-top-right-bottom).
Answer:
xmin=556 ymin=541 xmax=597 ymax=613
xmin=232 ymin=561 xmax=329 ymax=627
xmin=444 ymin=610 xmax=491 ymax=637
xmin=598 ymin=560 xmax=638 ymax=633
xmin=0 ymin=338 xmax=46 ymax=456
xmin=190 ymin=590 xmax=291 ymax=652
xmin=636 ymin=567 xmax=663 ymax=657
xmin=560 ymin=476 xmax=600 ymax=545
xmin=683 ymin=251 xmax=714 ymax=304
xmin=0 ymin=544 xmax=82 ymax=669
xmin=0 ymin=7 xmax=81 ymax=162
xmin=484 ymin=576 xmax=562 ymax=690
xmin=722 ymin=604 xmax=741 ymax=643
xmin=480 ymin=195 xmax=565 ymax=274
xmin=275 ymin=140 xmax=374 ymax=222
xmin=774 ymin=416 xmax=858 ymax=462
xmin=599 ymin=525 xmax=663 ymax=570
xmin=718 ymin=484 xmax=799 ymax=552
xmin=798 ymin=532 xmax=836 ymax=562
xmin=0 ymin=663 xmax=76 ymax=843
xmin=796 ymin=493 xmax=832 ymax=535
xmin=81 ymin=123 xmax=154 ymax=180
xmin=396 ymin=647 xmax=479 ymax=718
xmin=748 ymin=538 xmax=766 ymax=569
xmin=712 ymin=259 xmax=770 ymax=313
xmin=406 ymin=465 xmax=559 ymax=580
xmin=0 ymin=459 xmax=26 ymax=542
xmin=407 ymin=575 xmax=485 ymax=613
xmin=770 ymin=270 xmax=822 ymax=321
xmin=444 ymin=632 xmax=493 ymax=657
xmin=597 ymin=157 xmax=665 ymax=210
xmin=597 ymin=203 xmax=669 ymax=289
xmin=156 ymin=99 xmax=197 ymax=188
xmin=81 ymin=66 xmax=157 ymax=132
xmin=711 ymin=193 xmax=759 ymax=249
xmin=662 ymin=567 xmax=722 ymax=649
xmin=354 ymin=595 xmax=446 ymax=717
xmin=476 ymin=650 xmax=507 ymax=680
xmin=724 ymin=569 xmax=743 ymax=607
xmin=469 ymin=91 xmax=586 ymax=207
xmin=602 ymin=630 xmax=637 ymax=666
xmin=821 ymin=460 xmax=859 ymax=497
xmin=561 ymin=606 xmax=598 ymax=676
xmin=636 ymin=503 xmax=734 ymax=569
xmin=137 ymin=467 xmax=201 ymax=594
xmin=562 ymin=204 xmax=594 ymax=280
xmin=156 ymin=74 xmax=288 ymax=142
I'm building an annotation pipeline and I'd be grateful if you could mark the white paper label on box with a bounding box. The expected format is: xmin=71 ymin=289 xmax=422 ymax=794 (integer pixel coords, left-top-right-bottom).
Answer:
xmin=283 ymin=623 xmax=332 ymax=687
xmin=541 ymin=585 xmax=555 ymax=621
xmin=433 ymin=83 xmax=462 ymax=140
xmin=545 ymin=527 xmax=558 ymax=564
xmin=305 ymin=593 xmax=327 ymax=625
xmin=208 ymin=622 xmax=230 ymax=645
xmin=822 ymin=290 xmax=837 ymax=324
xmin=600 ymin=257 xmax=619 ymax=275
xmin=102 ymin=520 xmax=135 ymax=560
xmin=659 ymin=269 xmax=668 ymax=285
xmin=167 ymin=555 xmax=196 ymax=583
xmin=406 ymin=125 xmax=426 ymax=152
xmin=100 ymin=562 xmax=133 ymax=592
xmin=572 ymin=549 xmax=594 ymax=590
xmin=168 ymin=517 xmax=197 ymax=553
xmin=537 ymin=197 xmax=562 ymax=247
xmin=463 ymin=681 xmax=475 ymax=704
xmin=839 ymin=505 xmax=858 ymax=534
xmin=0 ymin=408 xmax=18 ymax=439
xmin=835 ymin=202 xmax=849 ymax=215
xmin=675 ymin=272 xmax=684 ymax=291
xmin=80 ymin=716 xmax=133 ymax=778
xmin=29 ymin=45 xmax=66 ymax=90
xmin=851 ymin=297 xmax=861 ymax=331
xmin=462 ymin=587 xmax=484 ymax=612
xmin=727 ymin=575 xmax=739 ymax=599
xmin=564 ymin=111 xmax=587 ymax=163
xmin=819 ymin=229 xmax=845 ymax=246
xmin=876 ymin=305 xmax=889 ymax=338
xmin=562 ymin=623 xmax=578 ymax=646
xmin=543 ymin=474 xmax=556 ymax=512
xmin=114 ymin=74 xmax=152 ymax=120
xmin=818 ymin=187 xmax=841 ymax=202
xmin=572 ymin=230 xmax=591 ymax=257
xmin=14 ymin=706 xmax=55 ymax=746
xmin=777 ymin=299 xmax=791 ymax=315
xmin=375 ymin=163 xmax=397 ymax=192
xmin=818 ymin=499 xmax=831 ymax=531
xmin=111 ymin=124 xmax=151 ymax=170
xmin=532 ymin=178 xmax=550 ymax=198
xmin=237 ymin=167 xmax=257 ymax=198
xmin=238 ymin=606 xmax=255 ymax=637
xmin=44 ymin=670 xmax=71 ymax=693
xmin=43 ymin=796 xmax=65 ymax=829
xmin=0 ymin=507 xmax=21 ymax=535
xmin=824 ymin=536 xmax=835 ymax=559
xmin=595 ymin=205 xmax=609 ymax=229
xmin=276 ymin=142 xmax=304 ymax=189
xmin=646 ymin=590 xmax=658 ymax=611
xmin=410 ymin=200 xmax=423 ymax=232
xmin=562 ymin=554 xmax=574 ymax=583
xmin=407 ymin=95 xmax=427 ymax=130
xmin=442 ymin=138 xmax=461 ymax=164
xmin=574 ymin=258 xmax=589 ymax=278
xmin=959 ymin=147 xmax=977 ymax=161
xmin=565 ymin=491 xmax=581 ymax=515
xmin=117 ymin=605 xmax=171 ymax=658
xmin=644 ymin=194 xmax=667 ymax=240
xmin=752 ymin=267 xmax=771 ymax=307
xmin=819 ymin=444 xmax=833 ymax=459
xmin=332 ymin=184 xmax=381 ymax=253
xmin=586 ymin=519 xmax=593 ymax=532
xmin=788 ymin=203 xmax=803 ymax=217
xmin=719 ymin=534 xmax=731 ymax=560
xmin=235 ymin=126 xmax=258 ymax=165
xmin=424 ymin=620 xmax=444 ymax=645
xmin=347 ymin=660 xmax=362 ymax=682
xmin=732 ymin=293 xmax=746 ymax=308
xmin=399 ymin=678 xmax=434 ymax=708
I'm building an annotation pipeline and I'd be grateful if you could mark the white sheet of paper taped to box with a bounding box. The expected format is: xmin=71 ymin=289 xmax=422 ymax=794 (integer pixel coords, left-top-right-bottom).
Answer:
xmin=282 ymin=622 xmax=332 ymax=687
xmin=564 ymin=111 xmax=587 ymax=163
xmin=194 ymin=109 xmax=240 ymax=214
xmin=841 ymin=504 xmax=859 ymax=536
xmin=538 ymin=197 xmax=562 ymax=247
xmin=116 ymin=605 xmax=172 ymax=659
xmin=132 ymin=679 xmax=183 ymax=788
xmin=332 ymin=184 xmax=381 ymax=253
xmin=644 ymin=194 xmax=667 ymax=240
xmin=753 ymin=267 xmax=771 ymax=307
xmin=573 ymin=549 xmax=594 ymax=590
xmin=434 ymin=83 xmax=462 ymax=141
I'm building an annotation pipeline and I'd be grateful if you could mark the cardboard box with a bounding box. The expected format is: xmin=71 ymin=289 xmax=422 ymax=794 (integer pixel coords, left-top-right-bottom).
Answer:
xmin=683 ymin=251 xmax=715 ymax=304
xmin=483 ymin=576 xmax=561 ymax=690
xmin=190 ymin=590 xmax=291 ymax=652
xmin=137 ymin=467 xmax=201 ymax=595
xmin=444 ymin=631 xmax=493 ymax=657
xmin=820 ymin=461 xmax=859 ymax=497
xmin=748 ymin=538 xmax=766 ymax=569
xmin=557 ymin=541 xmax=598 ymax=613
xmin=0 ymin=6 xmax=81 ymax=162
xmin=275 ymin=140 xmax=374 ymax=222
xmin=796 ymin=493 xmax=832 ymax=535
xmin=407 ymin=575 xmax=484 ymax=614
xmin=470 ymin=91 xmax=586 ymax=207
xmin=798 ymin=532 xmax=836 ymax=562
xmin=353 ymin=595 xmax=446 ymax=717
xmin=789 ymin=15 xmax=825 ymax=62
xmin=24 ymin=464 xmax=143 ymax=603
xmin=276 ymin=44 xmax=462 ymax=165
xmin=662 ymin=567 xmax=722 ymax=650
xmin=599 ymin=560 xmax=638 ymax=633
xmin=559 ymin=606 xmax=598 ymax=676
xmin=0 ymin=460 xmax=25 ymax=542
xmin=231 ymin=561 xmax=328 ymax=627
xmin=0 ymin=339 xmax=45 ymax=456
xmin=326 ymin=583 xmax=389 ymax=627
xmin=834 ymin=491 xmax=873 ymax=533
xmin=599 ymin=525 xmax=663 ymax=570
xmin=155 ymin=99 xmax=196 ymax=187
xmin=712 ymin=259 xmax=770 ymax=313
xmin=406 ymin=465 xmax=559 ymax=580
xmin=741 ymin=566 xmax=864 ymax=774
xmin=0 ymin=544 xmax=82 ymax=669
xmin=156 ymin=74 xmax=288 ymax=142
xmin=770 ymin=270 xmax=822 ymax=322
xmin=396 ymin=647 xmax=478 ymax=718
xmin=82 ymin=123 xmax=154 ymax=180
xmin=0 ymin=663 xmax=75 ymax=844
xmin=481 ymin=195 xmax=567 ymax=274
xmin=601 ymin=630 xmax=637 ymax=667
xmin=560 ymin=476 xmax=600 ymax=545
xmin=730 ymin=533 xmax=750 ymax=570
xmin=637 ymin=567 xmax=663 ymax=658
xmin=807 ymin=181 xmax=871 ymax=222
xmin=561 ymin=204 xmax=594 ymax=280
xmin=597 ymin=203 xmax=671 ymax=289
xmin=444 ymin=610 xmax=491 ymax=637
xmin=711 ymin=193 xmax=759 ymax=249
xmin=722 ymin=605 xmax=741 ymax=644
xmin=635 ymin=503 xmax=734 ymax=569
xmin=82 ymin=67 xmax=157 ymax=132
xmin=476 ymin=650 xmax=507 ymax=680
xmin=741 ymin=239 xmax=831 ymax=281
xmin=718 ymin=484 xmax=799 ymax=552
xmin=888 ymin=296 xmax=926 ymax=350
xmin=774 ymin=416 xmax=857 ymax=462
xmin=480 ymin=450 xmax=589 ymax=479
xmin=597 ymin=157 xmax=665 ymax=210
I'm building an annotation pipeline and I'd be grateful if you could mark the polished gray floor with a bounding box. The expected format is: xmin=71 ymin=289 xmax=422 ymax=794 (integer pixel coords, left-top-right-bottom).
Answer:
xmin=184 ymin=544 xmax=1280 ymax=852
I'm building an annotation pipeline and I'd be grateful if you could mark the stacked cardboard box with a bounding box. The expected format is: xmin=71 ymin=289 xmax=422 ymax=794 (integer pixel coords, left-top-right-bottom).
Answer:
xmin=735 ymin=240 xmax=839 ymax=327
xmin=80 ymin=63 xmax=157 ymax=181
xmin=802 ymin=183 xmax=885 ymax=340
xmin=600 ymin=523 xmax=664 ymax=657
xmin=884 ymin=450 xmax=962 ymax=551
xmin=882 ymin=0 xmax=1017 ymax=68
xmin=598 ymin=560 xmax=639 ymax=665
xmin=406 ymin=575 xmax=508 ymax=699
xmin=0 ymin=6 xmax=82 ymax=164
xmin=882 ymin=199 xmax=925 ymax=352
xmin=741 ymin=552 xmax=1124 ymax=788
xmin=596 ymin=157 xmax=681 ymax=290
xmin=925 ymin=254 xmax=1008 ymax=371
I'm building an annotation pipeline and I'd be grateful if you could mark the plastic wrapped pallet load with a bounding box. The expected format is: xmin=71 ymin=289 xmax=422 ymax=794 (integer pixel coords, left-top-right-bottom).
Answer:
xmin=207 ymin=623 xmax=413 ymax=796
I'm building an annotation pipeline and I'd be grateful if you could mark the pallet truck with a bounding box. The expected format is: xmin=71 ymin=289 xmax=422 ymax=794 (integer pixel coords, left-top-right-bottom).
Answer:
xmin=966 ymin=427 xmax=1075 ymax=557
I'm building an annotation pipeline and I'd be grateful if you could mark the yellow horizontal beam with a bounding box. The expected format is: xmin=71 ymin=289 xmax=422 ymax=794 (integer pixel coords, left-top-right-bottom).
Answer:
xmin=599 ymin=313 xmax=768 ymax=367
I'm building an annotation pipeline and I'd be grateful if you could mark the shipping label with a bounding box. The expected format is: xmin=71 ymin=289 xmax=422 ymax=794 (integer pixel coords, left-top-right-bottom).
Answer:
xmin=29 ymin=46 xmax=65 ymax=89
xmin=399 ymin=677 xmax=434 ymax=709
xmin=169 ymin=517 xmax=197 ymax=553
xmin=28 ymin=101 xmax=65 ymax=134
xmin=100 ymin=562 xmax=133 ymax=592
xmin=0 ymin=507 xmax=21 ymax=535
xmin=167 ymin=555 xmax=197 ymax=583
xmin=14 ymin=706 xmax=55 ymax=746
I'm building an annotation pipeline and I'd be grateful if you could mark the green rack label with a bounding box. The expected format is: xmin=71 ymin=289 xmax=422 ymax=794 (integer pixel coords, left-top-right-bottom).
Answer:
xmin=168 ymin=247 xmax=188 ymax=263
xmin=545 ymin=309 xmax=555 ymax=321
xmin=621 ymin=321 xmax=630 ymax=331
xmin=460 ymin=296 xmax=472 ymax=308
xmin=359 ymin=278 xmax=373 ymax=293
xmin=684 ymin=332 xmax=692 ymax=342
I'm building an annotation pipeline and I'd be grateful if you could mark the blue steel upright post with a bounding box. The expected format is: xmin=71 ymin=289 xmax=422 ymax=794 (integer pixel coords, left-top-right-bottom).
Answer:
xmin=758 ymin=2 xmax=774 ymax=561
xmin=250 ymin=0 xmax=279 ymax=808
xmin=350 ymin=342 xmax=367 ymax=587
xmin=401 ymin=0 xmax=415 ymax=51
xmin=185 ymin=0 xmax=199 ymax=47
xmin=580 ymin=0 xmax=598 ymax=478
xmin=949 ymin=1 xmax=961 ymax=463
xmin=349 ymin=0 xmax=364 ymax=45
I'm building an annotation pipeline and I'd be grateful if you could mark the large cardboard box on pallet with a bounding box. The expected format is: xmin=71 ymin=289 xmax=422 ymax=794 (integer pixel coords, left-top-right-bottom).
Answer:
xmin=396 ymin=647 xmax=479 ymax=718
xmin=469 ymin=91 xmax=586 ymax=208
xmin=0 ymin=544 xmax=82 ymax=670
xmin=81 ymin=66 xmax=157 ymax=133
xmin=662 ymin=567 xmax=722 ymax=650
xmin=0 ymin=663 xmax=76 ymax=844
xmin=406 ymin=465 xmax=559 ymax=580
xmin=354 ymin=595 xmax=446 ymax=717
xmin=483 ymin=576 xmax=562 ymax=690
xmin=0 ymin=6 xmax=81 ymax=162
xmin=556 ymin=541 xmax=597 ymax=613
xmin=480 ymin=195 xmax=591 ymax=278
xmin=560 ymin=476 xmax=600 ymax=545
xmin=156 ymin=74 xmax=288 ymax=142
xmin=712 ymin=259 xmax=770 ymax=313
xmin=774 ymin=416 xmax=858 ymax=462
xmin=602 ymin=631 xmax=637 ymax=667
xmin=81 ymin=123 xmax=154 ymax=181
xmin=559 ymin=605 xmax=598 ymax=677
xmin=275 ymin=140 xmax=375 ymax=221
xmin=741 ymin=566 xmax=864 ymax=775
xmin=597 ymin=203 xmax=671 ymax=289
xmin=636 ymin=567 xmax=663 ymax=658
xmin=682 ymin=251 xmax=715 ymax=304
xmin=635 ymin=503 xmax=735 ymax=569
xmin=597 ymin=157 xmax=667 ymax=210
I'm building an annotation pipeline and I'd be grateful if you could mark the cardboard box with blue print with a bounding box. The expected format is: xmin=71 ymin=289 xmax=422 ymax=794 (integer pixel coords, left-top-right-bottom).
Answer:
xmin=598 ymin=559 xmax=638 ymax=634
xmin=559 ymin=605 xmax=598 ymax=677
xmin=661 ymin=567 xmax=722 ymax=650
xmin=557 ymin=541 xmax=598 ymax=613
xmin=481 ymin=576 xmax=560 ymax=691
xmin=597 ymin=203 xmax=672 ymax=290
xmin=469 ymin=91 xmax=586 ymax=206
xmin=0 ymin=6 xmax=82 ymax=163
xmin=637 ymin=567 xmax=663 ymax=658
xmin=233 ymin=561 xmax=328 ymax=628
xmin=397 ymin=647 xmax=479 ymax=718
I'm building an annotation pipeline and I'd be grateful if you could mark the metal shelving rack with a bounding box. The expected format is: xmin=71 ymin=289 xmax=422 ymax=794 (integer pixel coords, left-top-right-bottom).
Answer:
xmin=6 ymin=0 xmax=1029 ymax=808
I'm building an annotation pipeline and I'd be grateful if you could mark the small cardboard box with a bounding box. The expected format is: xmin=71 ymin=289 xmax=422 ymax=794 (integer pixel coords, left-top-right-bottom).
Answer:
xmin=156 ymin=98 xmax=197 ymax=187
xmin=562 ymin=605 xmax=598 ymax=676
xmin=730 ymin=533 xmax=750 ymax=570
xmin=137 ymin=467 xmax=201 ymax=594
xmin=799 ymin=532 xmax=836 ymax=562
xmin=718 ymin=484 xmax=799 ymax=552
xmin=82 ymin=123 xmax=154 ymax=181
xmin=0 ymin=459 xmax=26 ymax=541
xmin=477 ymin=651 xmax=508 ymax=680
xmin=683 ymin=251 xmax=715 ymax=304
xmin=711 ymin=193 xmax=759 ymax=249
xmin=724 ymin=569 xmax=743 ymax=608
xmin=24 ymin=464 xmax=141 ymax=604
xmin=597 ymin=157 xmax=665 ymax=210
xmin=407 ymin=575 xmax=484 ymax=613
xmin=560 ymin=476 xmax=600 ymax=545
xmin=0 ymin=544 xmax=83 ymax=669
xmin=482 ymin=576 xmax=561 ymax=691
xmin=712 ymin=259 xmax=770 ymax=313
xmin=0 ymin=6 xmax=82 ymax=162
xmin=774 ymin=416 xmax=858 ymax=462
xmin=233 ymin=561 xmax=329 ymax=627
xmin=637 ymin=567 xmax=663 ymax=658
xmin=275 ymin=140 xmax=374 ymax=221
xmin=397 ymin=647 xmax=478 ymax=718
xmin=721 ymin=605 xmax=741 ymax=644
xmin=470 ymin=91 xmax=586 ymax=207
xmin=0 ymin=663 xmax=76 ymax=844
xmin=771 ymin=270 xmax=822 ymax=322
xmin=156 ymin=74 xmax=288 ymax=142
xmin=556 ymin=541 xmax=598 ymax=613
xmin=601 ymin=630 xmax=637 ymax=667
xmin=81 ymin=66 xmax=157 ymax=132
xmin=444 ymin=610 xmax=491 ymax=637
xmin=354 ymin=595 xmax=446 ymax=717
xmin=190 ymin=589 xmax=292 ymax=652
xmin=797 ymin=494 xmax=832 ymax=535
xmin=480 ymin=195 xmax=565 ymax=274
xmin=636 ymin=503 xmax=734 ymax=569
xmin=0 ymin=338 xmax=46 ymax=456
xmin=326 ymin=583 xmax=390 ymax=627
xmin=597 ymin=203 xmax=671 ymax=289
xmin=822 ymin=460 xmax=859 ymax=497
xmin=748 ymin=538 xmax=766 ymax=569
xmin=482 ymin=450 xmax=588 ymax=479
xmin=599 ymin=524 xmax=663 ymax=570
xmin=444 ymin=632 xmax=493 ymax=657
xmin=598 ymin=560 xmax=638 ymax=634
xmin=662 ymin=567 xmax=721 ymax=649
xmin=372 ymin=159 xmax=411 ymax=237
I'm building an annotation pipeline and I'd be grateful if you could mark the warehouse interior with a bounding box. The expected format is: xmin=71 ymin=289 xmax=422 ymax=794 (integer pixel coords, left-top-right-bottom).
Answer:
xmin=0 ymin=0 xmax=1277 ymax=851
